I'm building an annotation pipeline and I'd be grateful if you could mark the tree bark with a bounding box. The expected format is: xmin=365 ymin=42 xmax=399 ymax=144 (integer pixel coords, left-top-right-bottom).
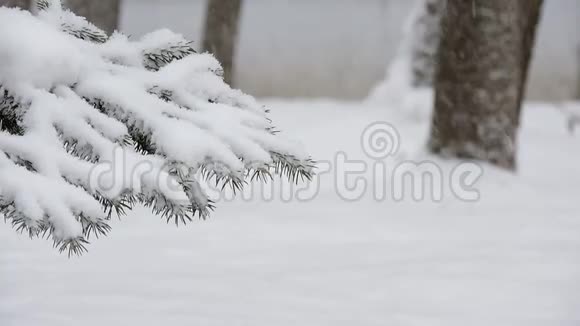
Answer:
xmin=429 ymin=0 xmax=543 ymax=170
xmin=64 ymin=0 xmax=121 ymax=34
xmin=202 ymin=0 xmax=242 ymax=86
xmin=0 ymin=0 xmax=30 ymax=9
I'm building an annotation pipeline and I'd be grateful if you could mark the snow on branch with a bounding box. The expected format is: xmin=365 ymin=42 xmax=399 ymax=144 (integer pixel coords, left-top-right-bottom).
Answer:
xmin=0 ymin=1 xmax=314 ymax=255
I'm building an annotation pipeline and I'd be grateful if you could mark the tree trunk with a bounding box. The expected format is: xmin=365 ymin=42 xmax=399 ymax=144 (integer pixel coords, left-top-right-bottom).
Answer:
xmin=202 ymin=0 xmax=242 ymax=86
xmin=409 ymin=0 xmax=446 ymax=88
xmin=0 ymin=0 xmax=30 ymax=9
xmin=64 ymin=0 xmax=121 ymax=34
xmin=429 ymin=0 xmax=543 ymax=170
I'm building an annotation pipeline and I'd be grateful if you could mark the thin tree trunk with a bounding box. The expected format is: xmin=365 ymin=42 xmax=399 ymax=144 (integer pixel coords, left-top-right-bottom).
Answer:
xmin=0 ymin=0 xmax=30 ymax=9
xmin=202 ymin=0 xmax=242 ymax=86
xmin=64 ymin=0 xmax=121 ymax=34
xmin=429 ymin=0 xmax=543 ymax=170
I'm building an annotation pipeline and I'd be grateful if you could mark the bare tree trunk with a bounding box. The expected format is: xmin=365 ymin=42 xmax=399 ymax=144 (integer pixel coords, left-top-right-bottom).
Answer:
xmin=429 ymin=0 xmax=543 ymax=170
xmin=0 ymin=0 xmax=30 ymax=9
xmin=202 ymin=0 xmax=242 ymax=86
xmin=64 ymin=0 xmax=121 ymax=34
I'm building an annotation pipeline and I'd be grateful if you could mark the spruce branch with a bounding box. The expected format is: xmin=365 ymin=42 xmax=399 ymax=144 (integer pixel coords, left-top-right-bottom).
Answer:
xmin=0 ymin=4 xmax=314 ymax=256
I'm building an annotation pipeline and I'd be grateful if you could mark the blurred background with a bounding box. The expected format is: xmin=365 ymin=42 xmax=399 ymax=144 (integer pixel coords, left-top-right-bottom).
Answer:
xmin=119 ymin=0 xmax=580 ymax=101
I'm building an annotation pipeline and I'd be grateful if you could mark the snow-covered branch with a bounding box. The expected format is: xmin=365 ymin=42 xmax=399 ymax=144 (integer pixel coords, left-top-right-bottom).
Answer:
xmin=0 ymin=1 xmax=314 ymax=255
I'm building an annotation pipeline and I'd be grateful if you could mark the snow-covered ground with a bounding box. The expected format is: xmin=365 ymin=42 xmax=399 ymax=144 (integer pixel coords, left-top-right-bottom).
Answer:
xmin=1 ymin=100 xmax=580 ymax=325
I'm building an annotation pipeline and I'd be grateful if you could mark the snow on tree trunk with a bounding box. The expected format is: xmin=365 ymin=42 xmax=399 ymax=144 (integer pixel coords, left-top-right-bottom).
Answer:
xmin=409 ymin=0 xmax=446 ymax=88
xmin=515 ymin=0 xmax=543 ymax=118
xmin=367 ymin=0 xmax=445 ymax=121
xmin=0 ymin=0 xmax=30 ymax=9
xmin=202 ymin=0 xmax=242 ymax=86
xmin=0 ymin=0 xmax=313 ymax=255
xmin=429 ymin=0 xmax=543 ymax=170
xmin=64 ymin=0 xmax=120 ymax=34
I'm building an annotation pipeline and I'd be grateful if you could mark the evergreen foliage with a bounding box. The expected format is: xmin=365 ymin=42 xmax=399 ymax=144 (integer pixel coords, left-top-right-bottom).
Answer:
xmin=0 ymin=0 xmax=314 ymax=255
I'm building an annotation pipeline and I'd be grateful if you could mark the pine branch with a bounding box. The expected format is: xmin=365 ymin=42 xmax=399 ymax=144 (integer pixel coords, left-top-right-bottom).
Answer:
xmin=0 ymin=3 xmax=314 ymax=256
xmin=143 ymin=43 xmax=198 ymax=72
xmin=0 ymin=85 xmax=26 ymax=135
